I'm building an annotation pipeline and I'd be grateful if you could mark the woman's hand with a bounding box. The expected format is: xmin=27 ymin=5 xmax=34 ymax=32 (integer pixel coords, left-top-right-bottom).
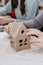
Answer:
xmin=26 ymin=29 xmax=43 ymax=38
xmin=26 ymin=29 xmax=43 ymax=49
xmin=5 ymin=22 xmax=15 ymax=34
xmin=0 ymin=17 xmax=10 ymax=25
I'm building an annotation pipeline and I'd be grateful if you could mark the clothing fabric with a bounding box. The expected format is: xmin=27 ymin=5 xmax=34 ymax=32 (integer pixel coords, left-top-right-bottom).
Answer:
xmin=8 ymin=10 xmax=16 ymax=18
xmin=24 ymin=11 xmax=43 ymax=29
xmin=0 ymin=0 xmax=39 ymax=20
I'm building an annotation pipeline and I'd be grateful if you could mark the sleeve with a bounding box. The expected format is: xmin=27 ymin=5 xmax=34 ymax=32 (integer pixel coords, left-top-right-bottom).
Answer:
xmin=0 ymin=1 xmax=12 ymax=15
xmin=24 ymin=11 xmax=43 ymax=29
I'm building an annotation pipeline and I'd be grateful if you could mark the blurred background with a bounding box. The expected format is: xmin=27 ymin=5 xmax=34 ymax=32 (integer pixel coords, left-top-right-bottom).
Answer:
xmin=0 ymin=0 xmax=43 ymax=6
xmin=0 ymin=0 xmax=43 ymax=10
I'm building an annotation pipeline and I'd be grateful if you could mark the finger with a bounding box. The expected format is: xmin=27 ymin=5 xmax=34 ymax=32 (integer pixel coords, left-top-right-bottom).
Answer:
xmin=32 ymin=43 xmax=43 ymax=49
xmin=29 ymin=38 xmax=43 ymax=43
xmin=26 ymin=29 xmax=36 ymax=35
xmin=0 ymin=17 xmax=10 ymax=25
xmin=4 ymin=25 xmax=8 ymax=32
xmin=26 ymin=29 xmax=42 ymax=37
xmin=5 ymin=25 xmax=10 ymax=34
xmin=26 ymin=31 xmax=38 ymax=36
xmin=0 ymin=20 xmax=9 ymax=25
xmin=27 ymin=29 xmax=39 ymax=31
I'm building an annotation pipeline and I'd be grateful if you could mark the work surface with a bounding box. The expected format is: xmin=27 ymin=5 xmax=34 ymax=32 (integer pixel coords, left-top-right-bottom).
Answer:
xmin=0 ymin=32 xmax=43 ymax=65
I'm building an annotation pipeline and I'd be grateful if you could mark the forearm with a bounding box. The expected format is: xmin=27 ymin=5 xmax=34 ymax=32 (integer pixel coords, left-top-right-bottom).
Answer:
xmin=24 ymin=11 xmax=43 ymax=29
